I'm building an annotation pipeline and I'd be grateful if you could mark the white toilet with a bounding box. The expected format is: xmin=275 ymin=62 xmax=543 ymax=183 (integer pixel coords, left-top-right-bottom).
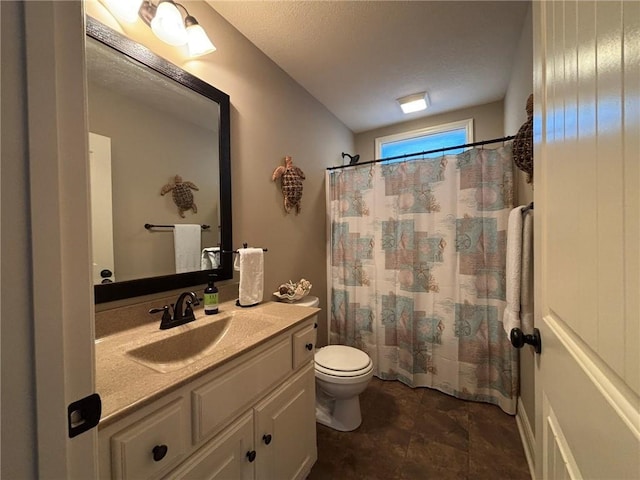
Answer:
xmin=292 ymin=296 xmax=374 ymax=432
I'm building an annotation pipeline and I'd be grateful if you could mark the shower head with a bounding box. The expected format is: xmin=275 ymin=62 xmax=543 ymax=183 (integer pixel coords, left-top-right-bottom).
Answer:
xmin=341 ymin=152 xmax=360 ymax=165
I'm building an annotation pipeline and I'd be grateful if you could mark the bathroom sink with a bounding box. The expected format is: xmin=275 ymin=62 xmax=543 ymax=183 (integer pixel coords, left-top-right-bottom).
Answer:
xmin=126 ymin=312 xmax=273 ymax=373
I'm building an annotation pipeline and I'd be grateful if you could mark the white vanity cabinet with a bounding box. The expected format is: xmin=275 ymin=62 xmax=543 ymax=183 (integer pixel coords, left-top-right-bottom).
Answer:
xmin=254 ymin=363 xmax=316 ymax=480
xmin=98 ymin=316 xmax=317 ymax=480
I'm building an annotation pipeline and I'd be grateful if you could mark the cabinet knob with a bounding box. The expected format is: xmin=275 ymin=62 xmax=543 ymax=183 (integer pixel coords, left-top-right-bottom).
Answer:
xmin=262 ymin=434 xmax=272 ymax=445
xmin=246 ymin=450 xmax=257 ymax=462
xmin=314 ymin=323 xmax=318 ymax=329
xmin=305 ymin=343 xmax=313 ymax=351
xmin=152 ymin=444 xmax=168 ymax=462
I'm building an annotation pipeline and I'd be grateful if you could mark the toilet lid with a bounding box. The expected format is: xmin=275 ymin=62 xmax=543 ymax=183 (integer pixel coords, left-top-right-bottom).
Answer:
xmin=293 ymin=295 xmax=319 ymax=308
xmin=315 ymin=345 xmax=371 ymax=372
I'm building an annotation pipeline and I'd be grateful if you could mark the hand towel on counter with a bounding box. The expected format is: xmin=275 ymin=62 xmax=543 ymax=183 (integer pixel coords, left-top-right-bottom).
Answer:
xmin=174 ymin=224 xmax=201 ymax=274
xmin=201 ymin=246 xmax=220 ymax=270
xmin=520 ymin=210 xmax=534 ymax=333
xmin=234 ymin=247 xmax=264 ymax=307
xmin=503 ymin=206 xmax=525 ymax=335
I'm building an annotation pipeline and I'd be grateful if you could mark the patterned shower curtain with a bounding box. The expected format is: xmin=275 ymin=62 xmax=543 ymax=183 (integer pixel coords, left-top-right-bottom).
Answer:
xmin=326 ymin=145 xmax=518 ymax=414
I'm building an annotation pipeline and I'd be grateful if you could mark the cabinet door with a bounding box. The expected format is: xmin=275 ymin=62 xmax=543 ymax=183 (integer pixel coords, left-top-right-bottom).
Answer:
xmin=164 ymin=411 xmax=254 ymax=480
xmin=254 ymin=363 xmax=317 ymax=480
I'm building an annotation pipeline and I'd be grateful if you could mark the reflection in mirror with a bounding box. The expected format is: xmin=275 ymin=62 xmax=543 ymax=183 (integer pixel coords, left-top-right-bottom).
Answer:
xmin=86 ymin=18 xmax=232 ymax=303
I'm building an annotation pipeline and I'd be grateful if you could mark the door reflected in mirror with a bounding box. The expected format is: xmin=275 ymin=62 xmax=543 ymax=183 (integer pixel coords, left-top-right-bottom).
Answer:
xmin=86 ymin=18 xmax=232 ymax=303
xmin=89 ymin=132 xmax=116 ymax=284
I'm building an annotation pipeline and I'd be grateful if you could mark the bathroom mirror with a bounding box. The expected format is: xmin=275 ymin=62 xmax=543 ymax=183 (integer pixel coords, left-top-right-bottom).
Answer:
xmin=86 ymin=17 xmax=232 ymax=303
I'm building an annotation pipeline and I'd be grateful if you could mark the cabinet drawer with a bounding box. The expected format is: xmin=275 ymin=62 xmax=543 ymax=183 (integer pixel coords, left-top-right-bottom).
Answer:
xmin=192 ymin=337 xmax=292 ymax=443
xmin=292 ymin=320 xmax=316 ymax=370
xmin=111 ymin=398 xmax=189 ymax=480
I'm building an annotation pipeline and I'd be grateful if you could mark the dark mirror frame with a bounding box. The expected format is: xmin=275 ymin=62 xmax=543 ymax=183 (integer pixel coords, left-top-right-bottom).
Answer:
xmin=87 ymin=17 xmax=233 ymax=304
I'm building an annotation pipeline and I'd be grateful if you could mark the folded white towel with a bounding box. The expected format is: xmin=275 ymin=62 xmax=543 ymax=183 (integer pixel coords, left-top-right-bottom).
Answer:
xmin=503 ymin=206 xmax=524 ymax=335
xmin=520 ymin=210 xmax=534 ymax=332
xmin=174 ymin=224 xmax=201 ymax=274
xmin=201 ymin=247 xmax=220 ymax=270
xmin=234 ymin=248 xmax=264 ymax=306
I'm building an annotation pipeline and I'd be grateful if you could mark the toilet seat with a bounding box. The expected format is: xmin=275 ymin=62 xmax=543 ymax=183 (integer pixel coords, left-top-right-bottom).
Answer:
xmin=315 ymin=345 xmax=373 ymax=378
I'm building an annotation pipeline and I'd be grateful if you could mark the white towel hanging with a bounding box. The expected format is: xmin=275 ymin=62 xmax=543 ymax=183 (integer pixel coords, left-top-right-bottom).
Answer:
xmin=503 ymin=206 xmax=525 ymax=334
xmin=201 ymin=246 xmax=220 ymax=270
xmin=234 ymin=248 xmax=264 ymax=307
xmin=520 ymin=210 xmax=534 ymax=332
xmin=174 ymin=224 xmax=201 ymax=273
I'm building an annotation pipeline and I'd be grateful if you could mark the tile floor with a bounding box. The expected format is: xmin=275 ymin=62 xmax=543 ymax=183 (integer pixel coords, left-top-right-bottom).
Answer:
xmin=307 ymin=377 xmax=531 ymax=480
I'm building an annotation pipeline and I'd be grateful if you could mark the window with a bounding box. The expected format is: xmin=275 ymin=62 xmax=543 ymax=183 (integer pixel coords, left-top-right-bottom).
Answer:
xmin=375 ymin=119 xmax=474 ymax=162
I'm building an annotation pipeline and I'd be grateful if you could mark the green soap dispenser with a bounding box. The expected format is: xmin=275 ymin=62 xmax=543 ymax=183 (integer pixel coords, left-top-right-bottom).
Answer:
xmin=204 ymin=274 xmax=219 ymax=315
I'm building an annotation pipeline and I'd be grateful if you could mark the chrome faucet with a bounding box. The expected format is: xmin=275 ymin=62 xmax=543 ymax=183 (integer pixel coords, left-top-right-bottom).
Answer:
xmin=149 ymin=291 xmax=200 ymax=329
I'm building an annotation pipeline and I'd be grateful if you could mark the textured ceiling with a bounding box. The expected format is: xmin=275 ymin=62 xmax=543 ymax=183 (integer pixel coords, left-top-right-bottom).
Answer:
xmin=86 ymin=37 xmax=219 ymax=133
xmin=207 ymin=1 xmax=530 ymax=133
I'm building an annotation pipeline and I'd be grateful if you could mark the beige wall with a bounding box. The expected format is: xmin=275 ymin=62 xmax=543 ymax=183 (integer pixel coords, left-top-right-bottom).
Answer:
xmin=1 ymin=2 xmax=38 ymax=478
xmin=88 ymin=83 xmax=220 ymax=281
xmin=86 ymin=1 xmax=354 ymax=345
xmin=505 ymin=5 xmax=534 ymax=206
xmin=354 ymin=100 xmax=505 ymax=161
xmin=503 ymin=4 xmax=535 ymax=439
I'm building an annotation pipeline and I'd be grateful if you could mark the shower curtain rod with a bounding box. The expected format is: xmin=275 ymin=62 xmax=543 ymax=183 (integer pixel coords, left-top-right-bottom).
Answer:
xmin=326 ymin=135 xmax=516 ymax=171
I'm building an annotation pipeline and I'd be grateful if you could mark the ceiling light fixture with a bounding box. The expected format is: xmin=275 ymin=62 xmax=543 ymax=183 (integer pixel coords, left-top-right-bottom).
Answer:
xmin=397 ymin=92 xmax=429 ymax=114
xmin=104 ymin=0 xmax=216 ymax=57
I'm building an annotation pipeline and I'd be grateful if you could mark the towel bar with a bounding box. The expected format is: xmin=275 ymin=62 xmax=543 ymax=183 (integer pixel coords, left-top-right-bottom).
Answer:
xmin=145 ymin=223 xmax=211 ymax=230
xmin=223 ymin=242 xmax=268 ymax=254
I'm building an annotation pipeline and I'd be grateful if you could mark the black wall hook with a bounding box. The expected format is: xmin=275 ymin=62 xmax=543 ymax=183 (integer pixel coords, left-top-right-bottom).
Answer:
xmin=341 ymin=152 xmax=360 ymax=165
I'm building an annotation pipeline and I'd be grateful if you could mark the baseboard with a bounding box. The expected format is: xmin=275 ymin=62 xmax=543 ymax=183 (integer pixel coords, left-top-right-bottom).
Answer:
xmin=516 ymin=397 xmax=536 ymax=479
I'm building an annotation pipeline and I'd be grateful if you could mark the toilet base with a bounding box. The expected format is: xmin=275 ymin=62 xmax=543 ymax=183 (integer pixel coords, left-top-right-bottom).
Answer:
xmin=315 ymin=394 xmax=363 ymax=432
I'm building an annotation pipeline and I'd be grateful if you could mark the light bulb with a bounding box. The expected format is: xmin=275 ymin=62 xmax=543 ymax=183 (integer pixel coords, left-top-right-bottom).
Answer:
xmin=151 ymin=0 xmax=187 ymax=46
xmin=185 ymin=17 xmax=216 ymax=57
xmin=103 ymin=0 xmax=144 ymax=23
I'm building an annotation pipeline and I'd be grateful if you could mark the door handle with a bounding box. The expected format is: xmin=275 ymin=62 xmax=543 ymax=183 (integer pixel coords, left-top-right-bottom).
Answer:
xmin=510 ymin=327 xmax=542 ymax=354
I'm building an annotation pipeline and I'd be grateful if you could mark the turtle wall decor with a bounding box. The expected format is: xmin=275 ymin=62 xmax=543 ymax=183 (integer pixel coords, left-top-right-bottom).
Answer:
xmin=272 ymin=156 xmax=305 ymax=214
xmin=160 ymin=174 xmax=199 ymax=217
xmin=513 ymin=94 xmax=534 ymax=184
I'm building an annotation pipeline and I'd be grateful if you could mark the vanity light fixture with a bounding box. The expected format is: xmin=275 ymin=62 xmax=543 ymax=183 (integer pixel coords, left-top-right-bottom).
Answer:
xmin=184 ymin=15 xmax=216 ymax=57
xmin=102 ymin=0 xmax=144 ymax=23
xmin=104 ymin=0 xmax=216 ymax=57
xmin=150 ymin=0 xmax=188 ymax=46
xmin=397 ymin=92 xmax=429 ymax=114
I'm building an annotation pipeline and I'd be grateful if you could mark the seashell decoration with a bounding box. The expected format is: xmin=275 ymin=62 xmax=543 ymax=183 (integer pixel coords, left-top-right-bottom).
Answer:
xmin=273 ymin=278 xmax=312 ymax=302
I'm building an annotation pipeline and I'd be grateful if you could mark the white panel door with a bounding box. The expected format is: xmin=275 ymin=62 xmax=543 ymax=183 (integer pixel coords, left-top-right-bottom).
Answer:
xmin=533 ymin=1 xmax=639 ymax=478
xmin=23 ymin=1 xmax=99 ymax=478
xmin=89 ymin=132 xmax=116 ymax=284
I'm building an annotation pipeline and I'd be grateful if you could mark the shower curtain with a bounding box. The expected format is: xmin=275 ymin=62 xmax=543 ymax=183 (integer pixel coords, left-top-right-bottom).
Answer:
xmin=326 ymin=145 xmax=518 ymax=414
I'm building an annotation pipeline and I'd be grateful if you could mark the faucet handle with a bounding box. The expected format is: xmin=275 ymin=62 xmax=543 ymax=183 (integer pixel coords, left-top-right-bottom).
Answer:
xmin=184 ymin=294 xmax=200 ymax=317
xmin=184 ymin=300 xmax=195 ymax=318
xmin=149 ymin=305 xmax=172 ymax=327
